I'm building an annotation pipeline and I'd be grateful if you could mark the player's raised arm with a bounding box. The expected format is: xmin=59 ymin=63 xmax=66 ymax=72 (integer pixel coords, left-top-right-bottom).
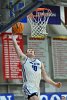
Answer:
xmin=12 ymin=34 xmax=27 ymax=64
xmin=41 ymin=63 xmax=62 ymax=88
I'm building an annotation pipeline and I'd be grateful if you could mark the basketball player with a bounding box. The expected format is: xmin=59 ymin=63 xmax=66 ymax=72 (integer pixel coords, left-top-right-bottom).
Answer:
xmin=12 ymin=35 xmax=62 ymax=100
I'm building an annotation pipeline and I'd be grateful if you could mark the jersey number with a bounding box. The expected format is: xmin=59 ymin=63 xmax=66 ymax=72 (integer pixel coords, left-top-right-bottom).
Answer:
xmin=32 ymin=65 xmax=37 ymax=71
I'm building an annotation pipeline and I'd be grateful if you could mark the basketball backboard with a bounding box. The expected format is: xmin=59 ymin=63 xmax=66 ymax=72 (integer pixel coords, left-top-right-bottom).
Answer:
xmin=0 ymin=0 xmax=45 ymax=33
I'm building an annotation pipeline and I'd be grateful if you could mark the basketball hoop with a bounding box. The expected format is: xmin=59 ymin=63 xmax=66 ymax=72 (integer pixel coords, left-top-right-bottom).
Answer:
xmin=27 ymin=8 xmax=52 ymax=40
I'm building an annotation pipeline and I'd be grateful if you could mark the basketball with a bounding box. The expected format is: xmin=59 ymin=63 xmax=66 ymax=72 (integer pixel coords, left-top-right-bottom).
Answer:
xmin=12 ymin=22 xmax=24 ymax=34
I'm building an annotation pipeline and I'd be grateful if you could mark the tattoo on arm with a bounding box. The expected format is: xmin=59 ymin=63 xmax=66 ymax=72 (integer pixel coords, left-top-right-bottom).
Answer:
xmin=20 ymin=55 xmax=25 ymax=61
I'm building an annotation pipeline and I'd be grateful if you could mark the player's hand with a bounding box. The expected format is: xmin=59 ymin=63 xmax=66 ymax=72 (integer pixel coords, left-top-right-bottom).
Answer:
xmin=12 ymin=28 xmax=15 ymax=35
xmin=55 ymin=82 xmax=62 ymax=88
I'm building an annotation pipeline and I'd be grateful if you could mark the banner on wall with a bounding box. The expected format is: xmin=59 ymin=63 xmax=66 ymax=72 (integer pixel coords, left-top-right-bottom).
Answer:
xmin=64 ymin=7 xmax=67 ymax=25
xmin=40 ymin=92 xmax=67 ymax=100
xmin=51 ymin=37 xmax=67 ymax=80
xmin=2 ymin=33 xmax=24 ymax=80
xmin=0 ymin=94 xmax=14 ymax=100
xmin=40 ymin=5 xmax=61 ymax=24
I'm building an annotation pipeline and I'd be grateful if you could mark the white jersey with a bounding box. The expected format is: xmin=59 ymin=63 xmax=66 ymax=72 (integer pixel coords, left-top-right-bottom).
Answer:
xmin=22 ymin=57 xmax=42 ymax=89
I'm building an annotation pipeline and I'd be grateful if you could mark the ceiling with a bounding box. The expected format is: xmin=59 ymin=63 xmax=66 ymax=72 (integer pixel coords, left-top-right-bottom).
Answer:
xmin=44 ymin=0 xmax=67 ymax=6
xmin=57 ymin=0 xmax=67 ymax=6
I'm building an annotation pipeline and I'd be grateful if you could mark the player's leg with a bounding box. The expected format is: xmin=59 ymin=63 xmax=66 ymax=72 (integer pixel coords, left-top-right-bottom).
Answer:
xmin=28 ymin=92 xmax=40 ymax=100
xmin=28 ymin=95 xmax=39 ymax=100
xmin=23 ymin=84 xmax=40 ymax=100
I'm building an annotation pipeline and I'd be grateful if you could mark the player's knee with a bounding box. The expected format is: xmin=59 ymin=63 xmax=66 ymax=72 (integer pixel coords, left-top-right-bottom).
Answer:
xmin=29 ymin=95 xmax=39 ymax=100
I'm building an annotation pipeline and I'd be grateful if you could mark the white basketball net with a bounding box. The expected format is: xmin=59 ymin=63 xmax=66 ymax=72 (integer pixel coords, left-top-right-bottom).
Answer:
xmin=27 ymin=8 xmax=52 ymax=38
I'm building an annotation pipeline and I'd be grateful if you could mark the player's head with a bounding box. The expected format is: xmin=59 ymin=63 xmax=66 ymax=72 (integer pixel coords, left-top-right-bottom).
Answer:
xmin=26 ymin=49 xmax=35 ymax=57
xmin=61 ymin=96 xmax=66 ymax=100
